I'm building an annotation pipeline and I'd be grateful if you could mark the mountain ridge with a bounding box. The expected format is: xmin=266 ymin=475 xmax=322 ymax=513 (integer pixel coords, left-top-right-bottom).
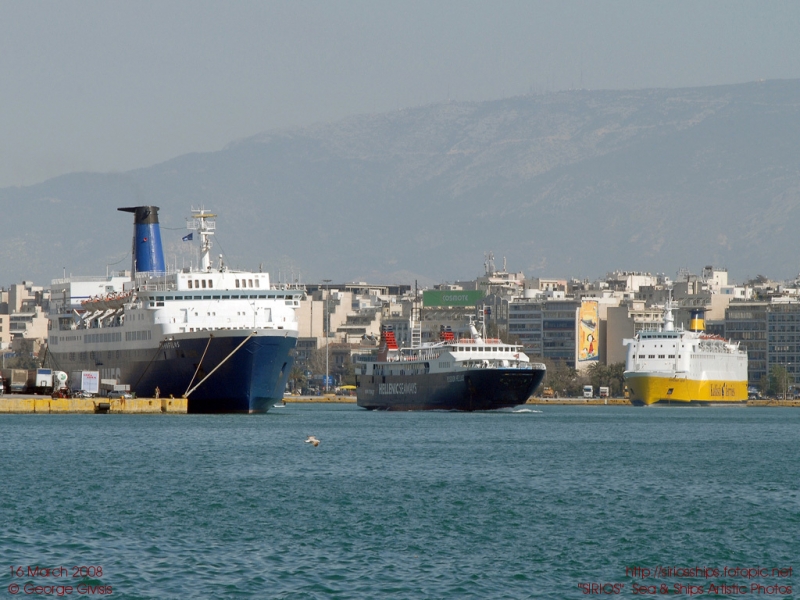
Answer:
xmin=2 ymin=79 xmax=800 ymax=286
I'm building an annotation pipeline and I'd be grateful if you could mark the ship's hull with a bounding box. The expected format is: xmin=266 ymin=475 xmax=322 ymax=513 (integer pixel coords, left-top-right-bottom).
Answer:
xmin=355 ymin=367 xmax=545 ymax=411
xmin=625 ymin=371 xmax=748 ymax=406
xmin=50 ymin=331 xmax=297 ymax=413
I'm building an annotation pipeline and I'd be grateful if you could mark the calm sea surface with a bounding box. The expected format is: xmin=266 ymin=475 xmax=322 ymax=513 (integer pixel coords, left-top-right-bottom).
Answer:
xmin=1 ymin=405 xmax=797 ymax=599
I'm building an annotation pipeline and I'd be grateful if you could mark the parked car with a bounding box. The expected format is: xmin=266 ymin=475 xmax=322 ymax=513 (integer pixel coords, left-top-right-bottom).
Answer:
xmin=74 ymin=390 xmax=94 ymax=398
xmin=107 ymin=391 xmax=133 ymax=399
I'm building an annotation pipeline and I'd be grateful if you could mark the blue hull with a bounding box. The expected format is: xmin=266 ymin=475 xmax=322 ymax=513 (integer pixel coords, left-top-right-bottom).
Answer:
xmin=160 ymin=335 xmax=296 ymax=413
xmin=52 ymin=334 xmax=296 ymax=413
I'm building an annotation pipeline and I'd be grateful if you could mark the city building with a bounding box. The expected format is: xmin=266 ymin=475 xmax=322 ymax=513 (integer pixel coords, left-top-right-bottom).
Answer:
xmin=507 ymin=296 xmax=580 ymax=366
xmin=605 ymin=301 xmax=665 ymax=365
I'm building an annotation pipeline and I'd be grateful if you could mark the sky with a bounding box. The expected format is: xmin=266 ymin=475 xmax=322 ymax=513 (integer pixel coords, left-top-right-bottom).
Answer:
xmin=1 ymin=1 xmax=800 ymax=188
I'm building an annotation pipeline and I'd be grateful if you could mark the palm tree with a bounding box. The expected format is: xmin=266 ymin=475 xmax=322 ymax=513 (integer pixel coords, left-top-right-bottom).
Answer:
xmin=608 ymin=362 xmax=627 ymax=396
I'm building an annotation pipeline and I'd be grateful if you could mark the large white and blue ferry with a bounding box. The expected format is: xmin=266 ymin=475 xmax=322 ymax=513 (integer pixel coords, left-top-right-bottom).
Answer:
xmin=48 ymin=206 xmax=302 ymax=413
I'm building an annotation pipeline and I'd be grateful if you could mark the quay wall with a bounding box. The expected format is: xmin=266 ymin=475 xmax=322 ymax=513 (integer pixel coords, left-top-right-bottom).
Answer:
xmin=3 ymin=395 xmax=798 ymax=412
xmin=0 ymin=396 xmax=187 ymax=414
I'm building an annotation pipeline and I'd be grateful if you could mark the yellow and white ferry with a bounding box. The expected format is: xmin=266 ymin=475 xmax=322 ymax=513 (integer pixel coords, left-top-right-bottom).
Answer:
xmin=623 ymin=302 xmax=748 ymax=406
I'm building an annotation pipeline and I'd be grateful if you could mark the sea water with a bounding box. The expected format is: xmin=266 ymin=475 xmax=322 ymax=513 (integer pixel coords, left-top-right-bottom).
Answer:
xmin=1 ymin=405 xmax=796 ymax=599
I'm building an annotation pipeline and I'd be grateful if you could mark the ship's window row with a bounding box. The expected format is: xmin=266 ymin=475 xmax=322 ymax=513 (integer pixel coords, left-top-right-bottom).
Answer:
xmin=143 ymin=294 xmax=291 ymax=302
xmin=455 ymin=346 xmax=516 ymax=352
xmin=187 ymin=326 xmax=266 ymax=332
xmin=186 ymin=278 xmax=264 ymax=290
xmin=235 ymin=279 xmax=259 ymax=288
xmin=125 ymin=330 xmax=153 ymax=341
xmin=188 ymin=279 xmax=213 ymax=289
xmin=85 ymin=332 xmax=123 ymax=343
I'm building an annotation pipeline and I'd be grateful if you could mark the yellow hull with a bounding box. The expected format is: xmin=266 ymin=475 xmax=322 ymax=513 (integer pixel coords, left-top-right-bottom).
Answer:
xmin=625 ymin=373 xmax=748 ymax=406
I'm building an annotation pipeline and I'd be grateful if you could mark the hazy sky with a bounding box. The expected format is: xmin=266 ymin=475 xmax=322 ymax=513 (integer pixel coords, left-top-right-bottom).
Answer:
xmin=1 ymin=1 xmax=799 ymax=188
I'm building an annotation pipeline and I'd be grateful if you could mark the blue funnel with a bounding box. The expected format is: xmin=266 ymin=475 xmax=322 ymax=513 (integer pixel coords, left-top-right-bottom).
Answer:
xmin=118 ymin=206 xmax=165 ymax=274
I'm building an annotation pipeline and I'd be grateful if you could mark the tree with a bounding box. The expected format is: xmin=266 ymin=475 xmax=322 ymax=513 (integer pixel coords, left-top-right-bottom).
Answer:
xmin=305 ymin=346 xmax=329 ymax=378
xmin=607 ymin=362 xmax=626 ymax=397
xmin=288 ymin=365 xmax=307 ymax=392
xmin=3 ymin=353 xmax=39 ymax=369
xmin=759 ymin=373 xmax=771 ymax=398
xmin=768 ymin=364 xmax=792 ymax=399
xmin=587 ymin=362 xmax=610 ymax=391
xmin=540 ymin=358 xmax=583 ymax=397
xmin=337 ymin=355 xmax=356 ymax=386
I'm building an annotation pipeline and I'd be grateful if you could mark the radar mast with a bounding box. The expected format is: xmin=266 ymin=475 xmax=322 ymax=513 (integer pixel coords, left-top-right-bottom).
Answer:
xmin=186 ymin=208 xmax=216 ymax=271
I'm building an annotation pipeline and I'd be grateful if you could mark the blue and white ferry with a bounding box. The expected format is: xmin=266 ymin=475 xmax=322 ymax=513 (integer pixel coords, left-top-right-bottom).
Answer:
xmin=48 ymin=206 xmax=302 ymax=413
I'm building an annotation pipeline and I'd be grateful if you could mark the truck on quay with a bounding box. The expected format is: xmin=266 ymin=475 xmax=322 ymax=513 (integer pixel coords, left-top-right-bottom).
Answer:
xmin=1 ymin=369 xmax=34 ymax=393
xmin=2 ymin=369 xmax=66 ymax=394
xmin=583 ymin=385 xmax=594 ymax=398
xmin=0 ymin=368 xmax=68 ymax=394
xmin=599 ymin=386 xmax=610 ymax=398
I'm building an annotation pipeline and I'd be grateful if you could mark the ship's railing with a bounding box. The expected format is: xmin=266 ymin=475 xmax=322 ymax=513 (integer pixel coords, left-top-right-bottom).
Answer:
xmin=697 ymin=340 xmax=746 ymax=354
xmin=354 ymin=355 xmax=378 ymax=363
xmin=455 ymin=360 xmax=534 ymax=369
xmin=51 ymin=276 xmax=121 ymax=285
xmin=137 ymin=282 xmax=179 ymax=291
xmin=381 ymin=350 xmax=443 ymax=362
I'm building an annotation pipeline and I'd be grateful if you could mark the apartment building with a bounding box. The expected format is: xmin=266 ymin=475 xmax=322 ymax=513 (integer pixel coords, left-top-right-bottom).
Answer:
xmin=507 ymin=296 xmax=579 ymax=366
xmin=724 ymin=301 xmax=793 ymax=387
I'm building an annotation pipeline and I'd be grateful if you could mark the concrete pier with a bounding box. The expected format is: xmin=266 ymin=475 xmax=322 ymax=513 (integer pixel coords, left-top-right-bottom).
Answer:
xmin=0 ymin=396 xmax=187 ymax=414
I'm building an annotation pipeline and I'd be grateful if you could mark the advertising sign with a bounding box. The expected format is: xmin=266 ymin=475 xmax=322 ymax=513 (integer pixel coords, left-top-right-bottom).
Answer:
xmin=577 ymin=300 xmax=599 ymax=367
xmin=422 ymin=290 xmax=484 ymax=308
xmin=81 ymin=371 xmax=100 ymax=394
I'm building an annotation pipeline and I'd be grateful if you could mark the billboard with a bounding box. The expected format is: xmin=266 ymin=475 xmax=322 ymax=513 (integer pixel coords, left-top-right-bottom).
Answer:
xmin=576 ymin=300 xmax=599 ymax=367
xmin=422 ymin=290 xmax=484 ymax=308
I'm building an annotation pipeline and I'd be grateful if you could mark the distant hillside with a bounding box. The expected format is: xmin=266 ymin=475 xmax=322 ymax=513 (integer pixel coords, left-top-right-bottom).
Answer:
xmin=2 ymin=79 xmax=800 ymax=286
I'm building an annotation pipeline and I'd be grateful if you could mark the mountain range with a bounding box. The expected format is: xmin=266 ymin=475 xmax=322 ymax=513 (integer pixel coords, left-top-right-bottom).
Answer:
xmin=2 ymin=79 xmax=800 ymax=287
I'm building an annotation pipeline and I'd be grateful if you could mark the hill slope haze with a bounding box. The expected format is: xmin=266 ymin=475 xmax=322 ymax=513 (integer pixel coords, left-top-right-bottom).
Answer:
xmin=2 ymin=80 xmax=800 ymax=285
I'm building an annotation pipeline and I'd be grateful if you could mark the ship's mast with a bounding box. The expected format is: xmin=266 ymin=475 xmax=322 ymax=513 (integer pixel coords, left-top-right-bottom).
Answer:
xmin=410 ymin=281 xmax=422 ymax=348
xmin=663 ymin=287 xmax=675 ymax=332
xmin=186 ymin=208 xmax=216 ymax=272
